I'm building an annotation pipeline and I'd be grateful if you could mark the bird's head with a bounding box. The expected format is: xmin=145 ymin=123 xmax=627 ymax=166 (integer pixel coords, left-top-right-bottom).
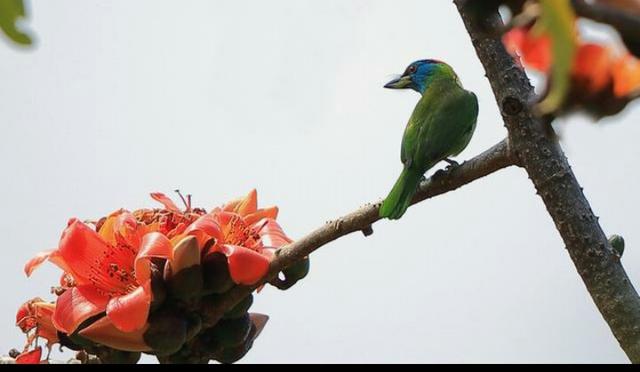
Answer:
xmin=384 ymin=59 xmax=453 ymax=94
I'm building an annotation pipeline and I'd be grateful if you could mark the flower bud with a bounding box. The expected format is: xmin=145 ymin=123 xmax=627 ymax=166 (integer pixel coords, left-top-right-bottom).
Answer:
xmin=96 ymin=349 xmax=141 ymax=364
xmin=149 ymin=258 xmax=167 ymax=311
xmin=202 ymin=252 xmax=234 ymax=294
xmin=143 ymin=312 xmax=188 ymax=356
xmin=215 ymin=338 xmax=254 ymax=364
xmin=196 ymin=328 xmax=223 ymax=357
xmin=224 ymin=295 xmax=254 ymax=320
xmin=57 ymin=331 xmax=83 ymax=351
xmin=208 ymin=313 xmax=252 ymax=348
xmin=276 ymin=257 xmax=310 ymax=290
xmin=214 ymin=313 xmax=268 ymax=364
xmin=609 ymin=235 xmax=625 ymax=258
xmin=167 ymin=266 xmax=203 ymax=301
xmin=185 ymin=313 xmax=203 ymax=342
xmin=165 ymin=237 xmax=203 ymax=300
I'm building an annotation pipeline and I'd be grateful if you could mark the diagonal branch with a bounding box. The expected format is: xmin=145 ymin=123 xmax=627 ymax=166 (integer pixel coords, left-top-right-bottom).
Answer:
xmin=572 ymin=0 xmax=640 ymax=37
xmin=454 ymin=0 xmax=640 ymax=363
xmin=200 ymin=138 xmax=517 ymax=328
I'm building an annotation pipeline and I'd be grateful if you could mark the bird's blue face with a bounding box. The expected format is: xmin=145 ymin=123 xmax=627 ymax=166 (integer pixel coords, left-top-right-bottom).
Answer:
xmin=384 ymin=59 xmax=442 ymax=94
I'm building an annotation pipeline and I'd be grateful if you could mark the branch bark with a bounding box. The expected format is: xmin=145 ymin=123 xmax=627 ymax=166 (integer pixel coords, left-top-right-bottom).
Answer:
xmin=201 ymin=138 xmax=516 ymax=328
xmin=454 ymin=0 xmax=640 ymax=362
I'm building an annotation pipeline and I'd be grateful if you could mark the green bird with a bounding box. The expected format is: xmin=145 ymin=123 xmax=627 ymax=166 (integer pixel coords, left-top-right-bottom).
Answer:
xmin=380 ymin=59 xmax=479 ymax=220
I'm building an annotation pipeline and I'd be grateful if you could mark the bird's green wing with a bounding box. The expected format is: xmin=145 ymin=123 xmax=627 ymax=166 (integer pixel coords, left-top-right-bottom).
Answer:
xmin=409 ymin=89 xmax=478 ymax=169
xmin=400 ymin=114 xmax=423 ymax=167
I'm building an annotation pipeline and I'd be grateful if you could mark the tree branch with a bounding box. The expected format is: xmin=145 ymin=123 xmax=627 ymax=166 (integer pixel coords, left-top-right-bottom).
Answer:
xmin=454 ymin=0 xmax=640 ymax=363
xmin=201 ymin=138 xmax=516 ymax=328
xmin=572 ymin=0 xmax=640 ymax=36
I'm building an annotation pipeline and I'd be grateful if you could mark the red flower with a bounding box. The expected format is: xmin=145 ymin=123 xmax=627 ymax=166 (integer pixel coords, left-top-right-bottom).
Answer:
xmin=23 ymin=190 xmax=292 ymax=351
xmin=612 ymin=54 xmax=640 ymax=97
xmin=503 ymin=26 xmax=640 ymax=98
xmin=503 ymin=26 xmax=552 ymax=72
xmin=15 ymin=299 xmax=58 ymax=363
xmin=204 ymin=189 xmax=291 ymax=285
xmin=573 ymin=43 xmax=613 ymax=94
xmin=16 ymin=298 xmax=58 ymax=346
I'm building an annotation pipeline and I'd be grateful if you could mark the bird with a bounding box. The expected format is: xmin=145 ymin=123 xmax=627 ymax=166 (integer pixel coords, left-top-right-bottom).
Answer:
xmin=379 ymin=59 xmax=479 ymax=220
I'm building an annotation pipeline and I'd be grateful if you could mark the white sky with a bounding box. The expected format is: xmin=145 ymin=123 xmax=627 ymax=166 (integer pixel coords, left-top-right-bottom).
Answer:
xmin=1 ymin=0 xmax=639 ymax=364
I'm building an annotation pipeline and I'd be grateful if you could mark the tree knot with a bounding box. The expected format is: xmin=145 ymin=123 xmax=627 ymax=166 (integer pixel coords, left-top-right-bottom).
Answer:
xmin=502 ymin=96 xmax=523 ymax=116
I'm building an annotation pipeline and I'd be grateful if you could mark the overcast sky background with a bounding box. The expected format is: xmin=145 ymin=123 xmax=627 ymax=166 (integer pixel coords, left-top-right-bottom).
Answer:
xmin=1 ymin=0 xmax=639 ymax=364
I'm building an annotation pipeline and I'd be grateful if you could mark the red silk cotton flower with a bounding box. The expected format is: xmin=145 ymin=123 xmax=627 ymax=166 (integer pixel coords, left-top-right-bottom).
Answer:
xmin=16 ymin=298 xmax=58 ymax=346
xmin=23 ymin=190 xmax=291 ymax=351
xmin=503 ymin=26 xmax=640 ymax=98
xmin=14 ymin=298 xmax=58 ymax=364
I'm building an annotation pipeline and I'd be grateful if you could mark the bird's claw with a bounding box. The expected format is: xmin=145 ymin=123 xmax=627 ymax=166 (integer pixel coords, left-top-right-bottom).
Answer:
xmin=444 ymin=158 xmax=459 ymax=170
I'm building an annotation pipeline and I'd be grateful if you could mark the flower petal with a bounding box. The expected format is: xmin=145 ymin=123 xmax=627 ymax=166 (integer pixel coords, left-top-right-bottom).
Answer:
xmin=222 ymin=198 xmax=242 ymax=213
xmin=52 ymin=286 xmax=108 ymax=334
xmin=59 ymin=272 xmax=74 ymax=288
xmin=223 ymin=189 xmax=258 ymax=216
xmin=503 ymin=26 xmax=552 ymax=72
xmin=503 ymin=27 xmax=526 ymax=60
xmin=612 ymin=54 xmax=640 ymax=97
xmin=79 ymin=317 xmax=151 ymax=352
xmin=236 ymin=189 xmax=258 ymax=216
xmin=33 ymin=302 xmax=59 ymax=346
xmin=182 ymin=213 xmax=223 ymax=247
xmin=150 ymin=192 xmax=180 ymax=212
xmin=97 ymin=209 xmax=127 ymax=245
xmin=106 ymin=280 xmax=152 ymax=333
xmin=249 ymin=313 xmax=269 ymax=340
xmin=24 ymin=250 xmax=54 ymax=277
xmin=218 ymin=244 xmax=271 ymax=285
xmin=255 ymin=219 xmax=292 ymax=249
xmin=215 ymin=211 xmax=243 ymax=230
xmin=214 ymin=211 xmax=258 ymax=247
xmin=15 ymin=347 xmax=42 ymax=364
xmin=573 ymin=43 xmax=612 ymax=94
xmin=16 ymin=298 xmax=43 ymax=332
xmin=135 ymin=232 xmax=173 ymax=284
xmin=114 ymin=212 xmax=143 ymax=249
xmin=16 ymin=298 xmax=58 ymax=347
xmin=51 ymin=219 xmax=113 ymax=286
xmin=244 ymin=206 xmax=279 ymax=226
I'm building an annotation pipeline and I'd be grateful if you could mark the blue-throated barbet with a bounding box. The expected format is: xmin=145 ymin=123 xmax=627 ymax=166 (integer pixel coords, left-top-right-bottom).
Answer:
xmin=380 ymin=60 xmax=479 ymax=220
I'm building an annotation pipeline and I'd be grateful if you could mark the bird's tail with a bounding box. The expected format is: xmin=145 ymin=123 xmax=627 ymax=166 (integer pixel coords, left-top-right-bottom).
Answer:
xmin=379 ymin=167 xmax=423 ymax=220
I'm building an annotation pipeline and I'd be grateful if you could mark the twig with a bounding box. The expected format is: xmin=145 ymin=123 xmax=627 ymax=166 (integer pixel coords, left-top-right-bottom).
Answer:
xmin=572 ymin=0 xmax=640 ymax=37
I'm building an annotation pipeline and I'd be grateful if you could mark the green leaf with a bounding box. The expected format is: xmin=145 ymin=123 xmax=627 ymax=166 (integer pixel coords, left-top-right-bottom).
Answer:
xmin=535 ymin=0 xmax=577 ymax=114
xmin=0 ymin=0 xmax=32 ymax=46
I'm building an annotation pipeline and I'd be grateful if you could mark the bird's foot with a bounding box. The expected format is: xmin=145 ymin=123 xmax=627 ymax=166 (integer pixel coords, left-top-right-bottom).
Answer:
xmin=444 ymin=158 xmax=459 ymax=167
xmin=444 ymin=158 xmax=459 ymax=170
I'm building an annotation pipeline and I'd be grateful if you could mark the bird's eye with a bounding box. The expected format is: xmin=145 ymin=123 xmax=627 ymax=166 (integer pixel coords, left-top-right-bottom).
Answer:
xmin=407 ymin=65 xmax=417 ymax=74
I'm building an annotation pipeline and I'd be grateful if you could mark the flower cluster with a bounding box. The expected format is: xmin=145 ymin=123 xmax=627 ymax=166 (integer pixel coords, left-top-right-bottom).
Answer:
xmin=502 ymin=17 xmax=640 ymax=119
xmin=15 ymin=190 xmax=309 ymax=364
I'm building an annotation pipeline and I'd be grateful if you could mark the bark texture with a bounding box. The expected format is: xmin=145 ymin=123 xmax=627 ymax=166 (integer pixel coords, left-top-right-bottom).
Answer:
xmin=455 ymin=0 xmax=640 ymax=362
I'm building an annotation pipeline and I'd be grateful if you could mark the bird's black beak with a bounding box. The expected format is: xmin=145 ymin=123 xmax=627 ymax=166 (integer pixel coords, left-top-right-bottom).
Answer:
xmin=384 ymin=75 xmax=412 ymax=89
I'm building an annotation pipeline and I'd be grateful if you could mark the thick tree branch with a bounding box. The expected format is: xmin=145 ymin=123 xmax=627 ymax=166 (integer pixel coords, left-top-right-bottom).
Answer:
xmin=454 ymin=0 xmax=640 ymax=363
xmin=572 ymin=0 xmax=640 ymax=37
xmin=201 ymin=139 xmax=516 ymax=328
